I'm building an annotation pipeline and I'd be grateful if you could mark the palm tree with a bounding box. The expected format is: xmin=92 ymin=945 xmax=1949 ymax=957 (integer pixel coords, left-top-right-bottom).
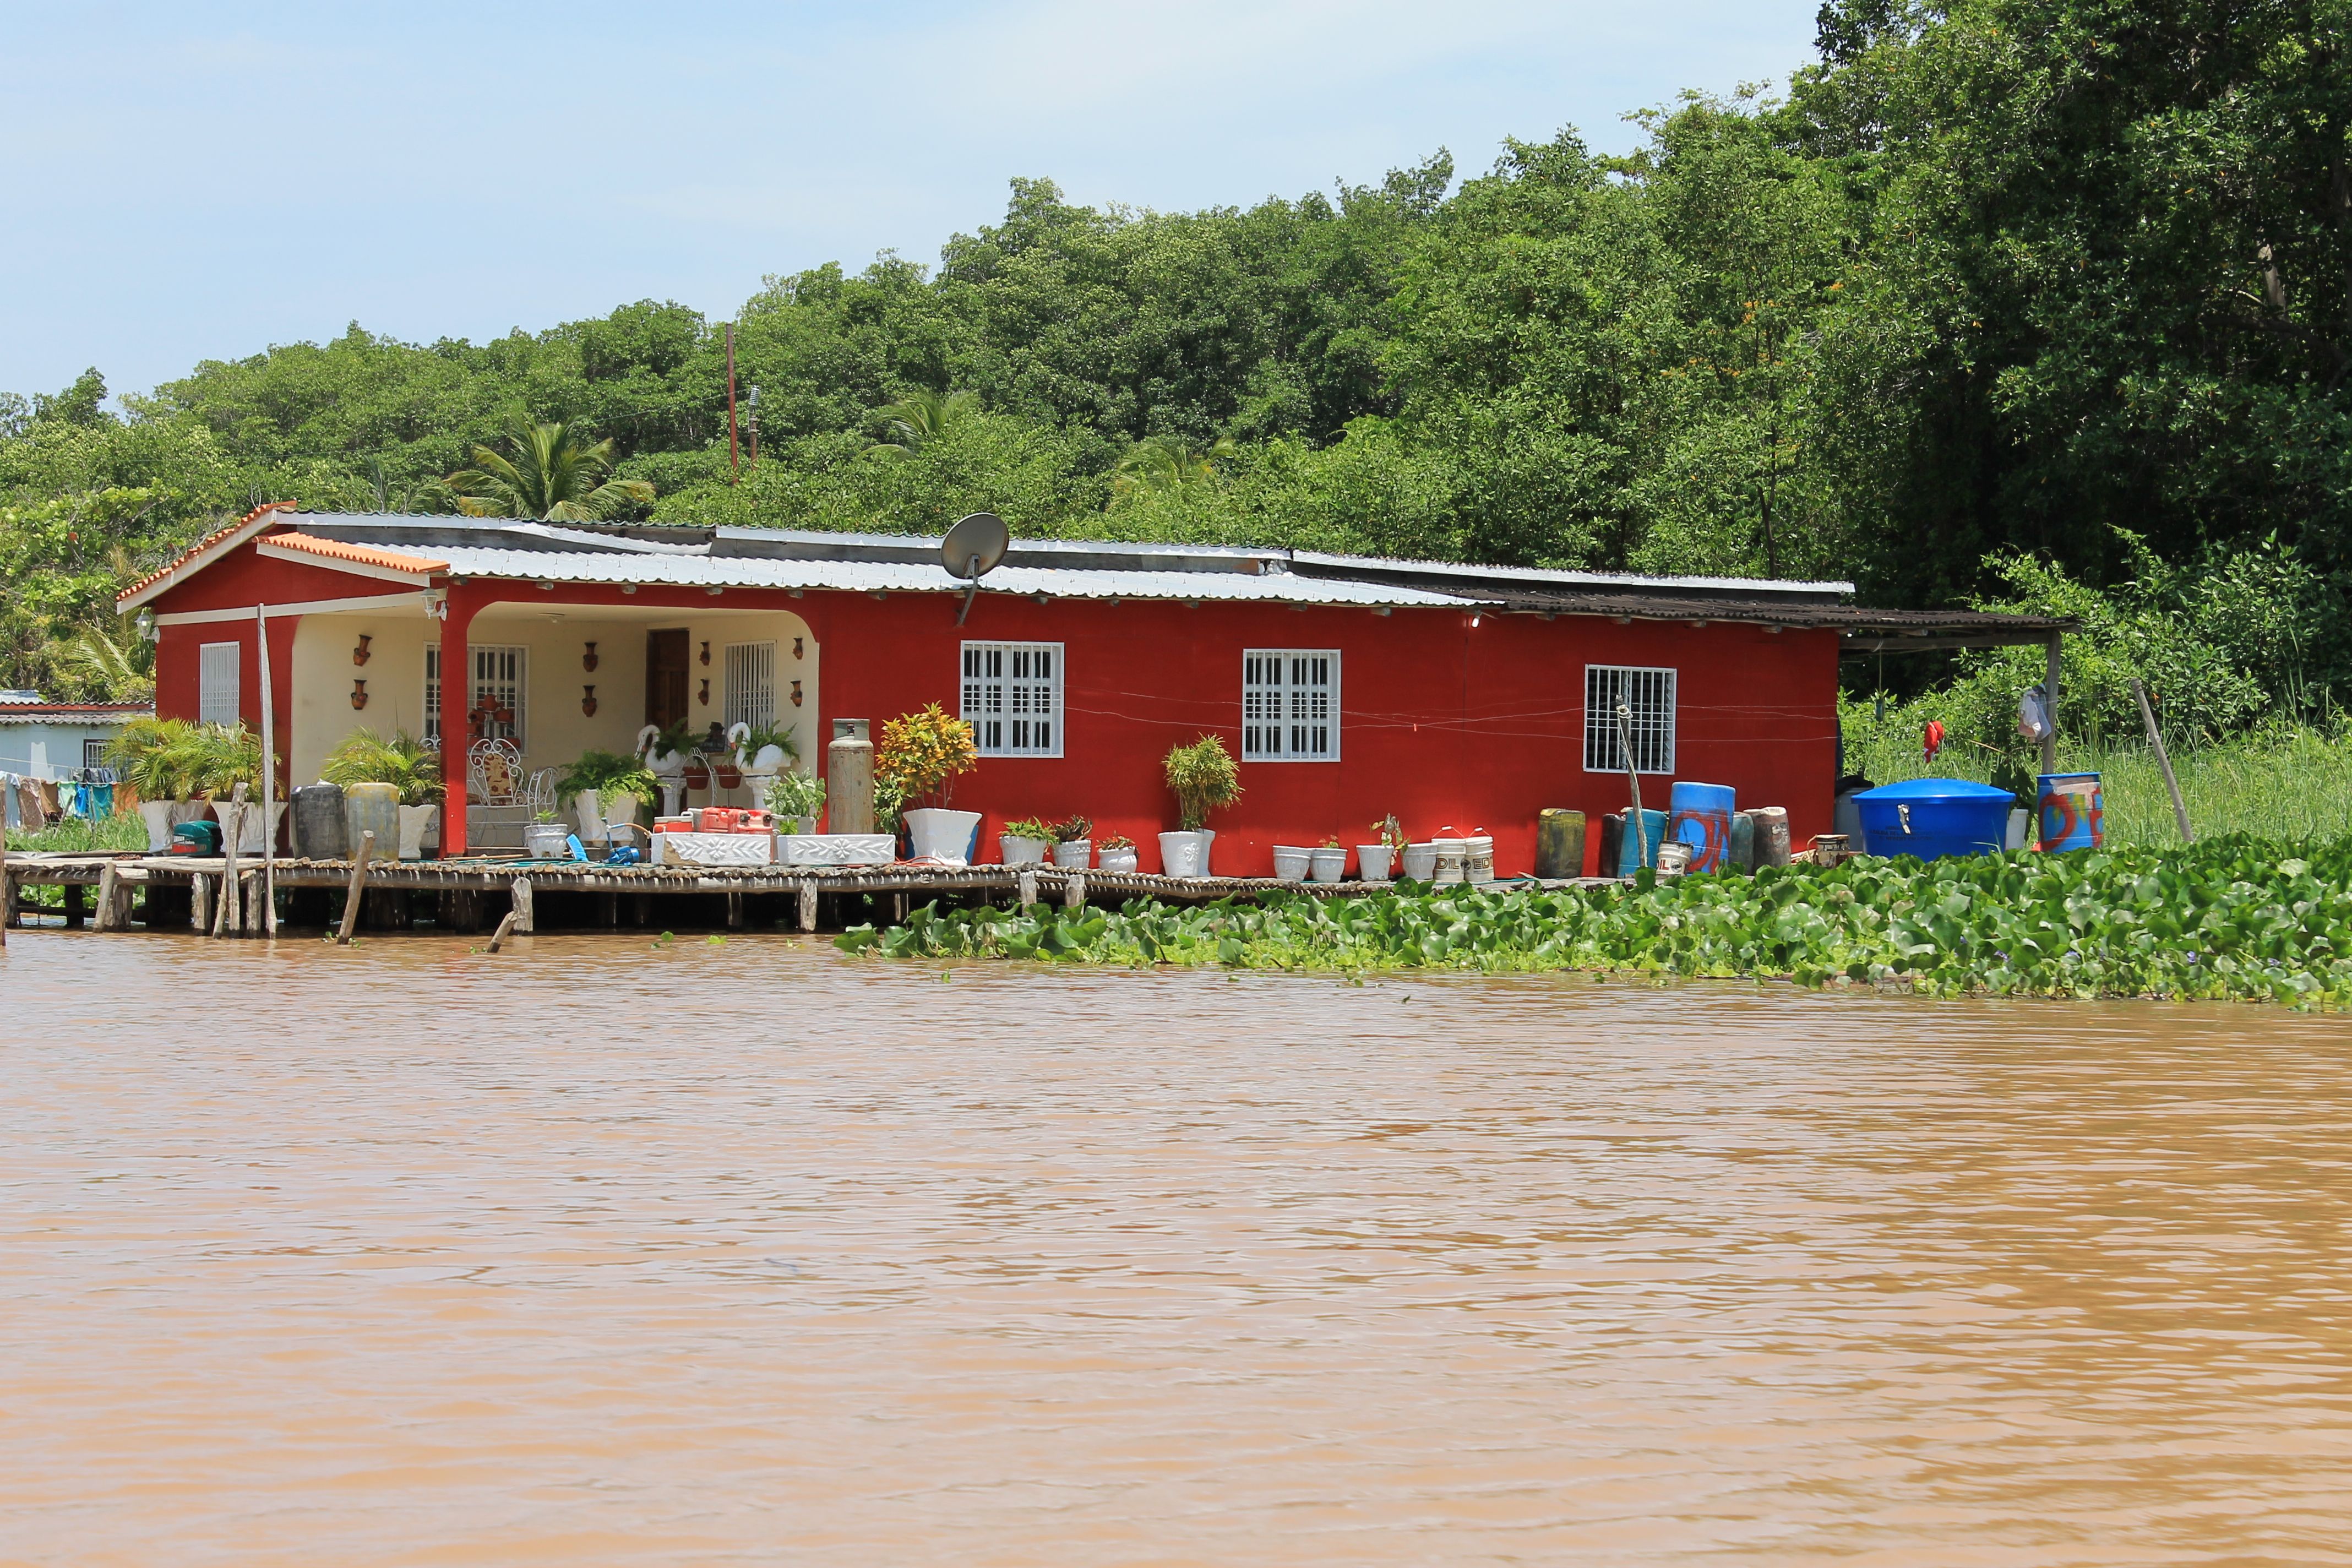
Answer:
xmin=59 ymin=624 xmax=154 ymax=698
xmin=1113 ymin=433 xmax=1235 ymax=496
xmin=445 ymin=420 xmax=655 ymax=521
xmin=864 ymin=389 xmax=977 ymax=458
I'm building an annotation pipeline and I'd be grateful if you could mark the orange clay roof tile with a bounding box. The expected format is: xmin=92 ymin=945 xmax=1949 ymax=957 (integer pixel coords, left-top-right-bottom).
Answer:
xmin=265 ymin=531 xmax=449 ymax=574
xmin=115 ymin=500 xmax=297 ymax=605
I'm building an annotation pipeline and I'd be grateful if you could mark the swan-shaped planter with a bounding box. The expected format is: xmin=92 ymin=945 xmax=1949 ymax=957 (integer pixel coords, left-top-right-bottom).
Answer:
xmin=726 ymin=722 xmax=793 ymax=807
xmin=636 ymin=723 xmax=692 ymax=818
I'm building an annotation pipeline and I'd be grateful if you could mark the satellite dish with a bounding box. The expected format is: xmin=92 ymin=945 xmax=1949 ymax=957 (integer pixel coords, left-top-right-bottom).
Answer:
xmin=941 ymin=511 xmax=1009 ymax=624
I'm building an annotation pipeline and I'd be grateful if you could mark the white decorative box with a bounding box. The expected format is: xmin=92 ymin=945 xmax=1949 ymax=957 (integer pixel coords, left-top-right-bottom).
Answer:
xmin=776 ymin=832 xmax=897 ymax=867
xmin=651 ymin=831 xmax=774 ymax=867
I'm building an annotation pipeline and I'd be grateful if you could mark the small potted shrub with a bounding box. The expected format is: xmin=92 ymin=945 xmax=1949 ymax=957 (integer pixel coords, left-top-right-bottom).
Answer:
xmin=1097 ymin=833 xmax=1138 ymax=874
xmin=1000 ymin=815 xmax=1053 ymax=866
xmin=107 ymin=717 xmax=204 ymax=850
xmin=525 ymin=809 xmax=573 ymax=860
xmin=1160 ymin=734 xmax=1240 ymax=877
xmin=323 ymin=728 xmax=440 ymax=859
xmin=764 ymin=770 xmax=826 ymax=836
xmin=1049 ymin=814 xmax=1092 ymax=869
xmin=1357 ymin=815 xmax=1404 ymax=883
xmin=881 ymin=704 xmax=981 ymax=864
xmin=730 ymin=721 xmax=797 ymax=793
xmin=185 ymin=722 xmax=282 ymax=852
xmin=556 ymin=749 xmax=658 ymax=846
xmin=1309 ymin=835 xmax=1348 ymax=884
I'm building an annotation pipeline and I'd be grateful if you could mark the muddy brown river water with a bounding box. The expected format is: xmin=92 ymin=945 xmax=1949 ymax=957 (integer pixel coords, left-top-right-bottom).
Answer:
xmin=4 ymin=932 xmax=2350 ymax=1565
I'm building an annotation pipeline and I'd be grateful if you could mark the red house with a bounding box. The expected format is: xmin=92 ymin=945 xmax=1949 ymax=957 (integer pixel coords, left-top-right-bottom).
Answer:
xmin=117 ymin=504 xmax=2060 ymax=875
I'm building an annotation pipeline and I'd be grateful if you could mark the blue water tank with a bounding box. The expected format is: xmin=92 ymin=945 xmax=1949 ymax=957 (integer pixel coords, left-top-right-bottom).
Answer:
xmin=1851 ymin=779 xmax=2015 ymax=862
xmin=1667 ymin=781 xmax=1736 ymax=873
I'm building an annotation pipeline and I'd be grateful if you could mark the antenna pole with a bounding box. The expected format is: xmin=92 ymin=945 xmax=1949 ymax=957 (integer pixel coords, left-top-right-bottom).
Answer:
xmin=726 ymin=323 xmax=739 ymax=485
xmin=956 ymin=555 xmax=982 ymax=625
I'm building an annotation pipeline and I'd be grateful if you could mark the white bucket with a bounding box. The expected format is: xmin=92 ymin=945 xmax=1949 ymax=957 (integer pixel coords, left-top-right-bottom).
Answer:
xmin=1308 ymin=847 xmax=1347 ymax=883
xmin=1271 ymin=845 xmax=1311 ymax=881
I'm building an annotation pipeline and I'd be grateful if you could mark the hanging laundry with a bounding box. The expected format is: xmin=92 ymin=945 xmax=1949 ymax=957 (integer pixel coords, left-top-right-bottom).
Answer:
xmin=1923 ymin=719 xmax=1946 ymax=764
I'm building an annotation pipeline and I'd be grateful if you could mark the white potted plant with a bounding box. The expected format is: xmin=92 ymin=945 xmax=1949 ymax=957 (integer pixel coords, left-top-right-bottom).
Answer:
xmin=766 ymin=770 xmax=892 ymax=865
xmin=635 ymin=721 xmax=696 ymax=817
xmin=524 ymin=810 xmax=572 ymax=860
xmin=107 ymin=717 xmax=200 ymax=850
xmin=1308 ymin=836 xmax=1348 ymax=884
xmin=1049 ymin=814 xmax=1092 ymax=869
xmin=556 ymin=749 xmax=657 ymax=847
xmin=764 ymin=769 xmax=825 ymax=836
xmin=1097 ymin=834 xmax=1138 ymax=874
xmin=322 ymin=728 xmax=439 ymax=861
xmin=1271 ymin=843 xmax=1311 ymax=881
xmin=881 ymin=704 xmax=982 ymax=864
xmin=1000 ymin=816 xmax=1052 ymax=865
xmin=1357 ymin=814 xmax=1403 ymax=883
xmin=1159 ymin=733 xmax=1241 ymax=878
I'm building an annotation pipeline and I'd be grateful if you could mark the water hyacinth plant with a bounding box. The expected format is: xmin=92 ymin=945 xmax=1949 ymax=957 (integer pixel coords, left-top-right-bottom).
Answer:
xmin=839 ymin=835 xmax=2352 ymax=1011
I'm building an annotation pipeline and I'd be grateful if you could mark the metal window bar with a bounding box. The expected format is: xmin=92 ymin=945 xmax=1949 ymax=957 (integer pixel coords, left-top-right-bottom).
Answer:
xmin=1243 ymin=650 xmax=1337 ymax=761
xmin=472 ymin=645 xmax=526 ymax=748
xmin=1583 ymin=665 xmax=1676 ymax=774
xmin=962 ymin=641 xmax=1061 ymax=756
xmin=424 ymin=645 xmax=442 ymax=743
xmin=725 ymin=642 xmax=777 ymax=732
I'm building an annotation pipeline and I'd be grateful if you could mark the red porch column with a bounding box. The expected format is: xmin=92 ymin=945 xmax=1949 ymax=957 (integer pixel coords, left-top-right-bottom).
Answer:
xmin=438 ymin=585 xmax=483 ymax=857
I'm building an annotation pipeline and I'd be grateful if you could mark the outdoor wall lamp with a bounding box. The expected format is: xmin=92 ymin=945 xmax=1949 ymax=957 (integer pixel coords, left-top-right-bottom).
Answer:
xmin=352 ymin=634 xmax=372 ymax=666
xmin=350 ymin=679 xmax=368 ymax=710
xmin=421 ymin=589 xmax=448 ymax=621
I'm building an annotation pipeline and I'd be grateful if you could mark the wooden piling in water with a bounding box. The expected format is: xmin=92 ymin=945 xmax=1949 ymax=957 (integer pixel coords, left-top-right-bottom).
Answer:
xmin=486 ymin=910 xmax=519 ymax=953
xmin=510 ymin=876 xmax=533 ymax=934
xmin=94 ymin=863 xmax=122 ymax=933
xmin=336 ymin=831 xmax=374 ymax=945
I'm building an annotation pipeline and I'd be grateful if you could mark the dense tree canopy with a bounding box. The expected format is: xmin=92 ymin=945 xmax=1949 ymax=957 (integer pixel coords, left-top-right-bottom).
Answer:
xmin=6 ymin=0 xmax=2348 ymax=710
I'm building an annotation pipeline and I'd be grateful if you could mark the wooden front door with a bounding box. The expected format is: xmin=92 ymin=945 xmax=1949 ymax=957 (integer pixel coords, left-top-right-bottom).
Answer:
xmin=645 ymin=629 xmax=690 ymax=729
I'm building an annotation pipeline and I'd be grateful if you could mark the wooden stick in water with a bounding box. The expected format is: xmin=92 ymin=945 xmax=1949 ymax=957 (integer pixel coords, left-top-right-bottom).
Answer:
xmin=0 ymin=836 xmax=9 ymax=948
xmin=509 ymin=875 xmax=533 ymax=934
xmin=336 ymin=830 xmax=375 ymax=945
xmin=214 ymin=785 xmax=247 ymax=939
xmin=486 ymin=910 xmax=519 ymax=953
xmin=95 ymin=863 xmax=121 ymax=933
xmin=2132 ymin=677 xmax=2193 ymax=843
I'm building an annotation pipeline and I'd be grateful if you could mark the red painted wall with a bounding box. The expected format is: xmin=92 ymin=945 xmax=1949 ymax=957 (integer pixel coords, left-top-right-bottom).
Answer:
xmin=149 ymin=543 xmax=1843 ymax=875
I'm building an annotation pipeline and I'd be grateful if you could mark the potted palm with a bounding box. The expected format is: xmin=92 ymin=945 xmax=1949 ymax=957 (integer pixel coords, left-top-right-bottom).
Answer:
xmin=107 ymin=717 xmax=204 ymax=850
xmin=556 ymin=749 xmax=658 ymax=846
xmin=1097 ymin=834 xmax=1139 ymax=874
xmin=880 ymin=704 xmax=981 ymax=864
xmin=1049 ymin=814 xmax=1092 ymax=869
xmin=1000 ymin=816 xmax=1053 ymax=866
xmin=1160 ymin=734 xmax=1241 ymax=877
xmin=189 ymin=723 xmax=282 ymax=853
xmin=322 ymin=728 xmax=442 ymax=859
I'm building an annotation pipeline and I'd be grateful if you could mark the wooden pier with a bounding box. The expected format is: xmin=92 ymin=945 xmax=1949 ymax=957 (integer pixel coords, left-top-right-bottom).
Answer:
xmin=0 ymin=852 xmax=1601 ymax=938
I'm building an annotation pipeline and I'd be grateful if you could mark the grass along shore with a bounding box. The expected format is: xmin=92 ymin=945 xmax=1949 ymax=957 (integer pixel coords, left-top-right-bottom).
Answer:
xmin=840 ymin=835 xmax=2352 ymax=1010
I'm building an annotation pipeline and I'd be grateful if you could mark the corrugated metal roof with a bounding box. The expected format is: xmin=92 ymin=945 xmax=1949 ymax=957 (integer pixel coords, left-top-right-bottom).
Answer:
xmin=422 ymin=546 xmax=1469 ymax=606
xmin=0 ymin=703 xmax=152 ymax=725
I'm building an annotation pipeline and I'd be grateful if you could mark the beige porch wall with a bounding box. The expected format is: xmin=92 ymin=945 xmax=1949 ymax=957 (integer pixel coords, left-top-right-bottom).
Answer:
xmin=286 ymin=603 xmax=819 ymax=787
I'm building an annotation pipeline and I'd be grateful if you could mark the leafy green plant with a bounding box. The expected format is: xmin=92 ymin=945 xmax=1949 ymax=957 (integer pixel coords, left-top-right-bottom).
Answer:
xmin=1048 ymin=814 xmax=1092 ymax=843
xmin=839 ymin=835 xmax=2352 ymax=1011
xmin=444 ymin=418 xmax=655 ymax=521
xmin=321 ymin=728 xmax=442 ymax=806
xmin=873 ymin=775 xmax=908 ymax=835
xmin=1003 ymin=816 xmax=1054 ymax=841
xmin=735 ymin=722 xmax=798 ymax=766
xmin=555 ymin=748 xmax=659 ymax=805
xmin=1099 ymin=834 xmax=1135 ymax=852
xmin=765 ymin=770 xmax=826 ymax=823
xmin=645 ymin=717 xmax=700 ymax=763
xmin=105 ymin=716 xmax=199 ymax=801
xmin=1372 ymin=815 xmax=1407 ymax=852
xmin=876 ymin=704 xmax=978 ymax=810
xmin=1163 ymin=734 xmax=1242 ymax=831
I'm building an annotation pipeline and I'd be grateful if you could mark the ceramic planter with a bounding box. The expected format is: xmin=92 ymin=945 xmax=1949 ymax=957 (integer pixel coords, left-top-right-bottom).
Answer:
xmin=1271 ymin=845 xmax=1311 ymax=881
xmin=1398 ymin=843 xmax=1439 ymax=882
xmin=1000 ymin=834 xmax=1048 ymax=867
xmin=138 ymin=799 xmax=178 ymax=851
xmin=1158 ymin=829 xmax=1215 ymax=878
xmin=1355 ymin=844 xmax=1394 ymax=882
xmin=905 ymin=808 xmax=982 ymax=865
xmin=1050 ymin=839 xmax=1092 ymax=869
xmin=1097 ymin=847 xmax=1139 ymax=874
xmin=1308 ymin=847 xmax=1348 ymax=883
xmin=776 ymin=832 xmax=894 ymax=867
xmin=398 ymin=803 xmax=442 ymax=861
xmin=524 ymin=821 xmax=572 ymax=861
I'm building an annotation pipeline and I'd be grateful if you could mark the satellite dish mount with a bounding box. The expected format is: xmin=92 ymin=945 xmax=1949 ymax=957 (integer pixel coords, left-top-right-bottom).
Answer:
xmin=941 ymin=512 xmax=1010 ymax=625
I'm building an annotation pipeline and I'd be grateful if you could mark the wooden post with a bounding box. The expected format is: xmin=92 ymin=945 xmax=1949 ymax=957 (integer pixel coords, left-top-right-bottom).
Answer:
xmin=2132 ymin=677 xmax=2193 ymax=843
xmin=2041 ymin=635 xmax=2062 ymax=778
xmin=798 ymin=880 xmax=818 ymax=932
xmin=257 ymin=603 xmax=278 ymax=937
xmin=95 ymin=863 xmax=122 ymax=932
xmin=1016 ymin=869 xmax=1038 ymax=910
xmin=727 ymin=890 xmax=744 ymax=929
xmin=1061 ymin=873 xmax=1086 ymax=911
xmin=1614 ymin=703 xmax=1649 ymax=870
xmin=213 ymin=785 xmax=246 ymax=938
xmin=510 ymin=875 xmax=533 ymax=934
xmin=336 ymin=830 xmax=375 ymax=945
xmin=0 ymin=837 xmax=9 ymax=945
xmin=486 ymin=910 xmax=519 ymax=953
xmin=192 ymin=872 xmax=213 ymax=933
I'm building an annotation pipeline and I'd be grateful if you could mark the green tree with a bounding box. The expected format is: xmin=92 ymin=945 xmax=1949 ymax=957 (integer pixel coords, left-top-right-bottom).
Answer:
xmin=445 ymin=420 xmax=656 ymax=521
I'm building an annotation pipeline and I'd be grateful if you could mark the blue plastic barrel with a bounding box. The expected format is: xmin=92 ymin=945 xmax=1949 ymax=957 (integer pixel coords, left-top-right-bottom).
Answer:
xmin=1615 ymin=808 xmax=1668 ymax=874
xmin=1851 ymin=779 xmax=2015 ymax=862
xmin=1667 ymin=782 xmax=1736 ymax=873
xmin=2037 ymin=772 xmax=2103 ymax=851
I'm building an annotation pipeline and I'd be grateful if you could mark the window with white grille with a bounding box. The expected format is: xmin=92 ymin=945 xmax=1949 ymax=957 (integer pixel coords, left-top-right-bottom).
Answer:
xmin=1584 ymin=665 xmax=1676 ymax=774
xmin=470 ymin=645 xmax=526 ymax=748
xmin=961 ymin=641 xmax=1061 ymax=757
xmin=424 ymin=645 xmax=442 ymax=743
xmin=198 ymin=641 xmax=239 ymax=725
xmin=725 ymin=642 xmax=777 ymax=732
xmin=1242 ymin=650 xmax=1339 ymax=761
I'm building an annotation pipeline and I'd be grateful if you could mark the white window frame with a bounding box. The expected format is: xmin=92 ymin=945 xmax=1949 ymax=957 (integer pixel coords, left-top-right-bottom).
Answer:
xmin=470 ymin=645 xmax=527 ymax=749
xmin=198 ymin=641 xmax=240 ymax=726
xmin=725 ymin=641 xmax=777 ymax=733
xmin=424 ymin=644 xmax=443 ymax=744
xmin=1583 ymin=664 xmax=1676 ymax=775
xmin=961 ymin=641 xmax=1063 ymax=758
xmin=1242 ymin=649 xmax=1340 ymax=762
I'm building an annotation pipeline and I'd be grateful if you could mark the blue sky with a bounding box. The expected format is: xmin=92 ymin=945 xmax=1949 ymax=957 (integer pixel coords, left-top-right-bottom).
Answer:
xmin=4 ymin=1 xmax=1821 ymax=404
